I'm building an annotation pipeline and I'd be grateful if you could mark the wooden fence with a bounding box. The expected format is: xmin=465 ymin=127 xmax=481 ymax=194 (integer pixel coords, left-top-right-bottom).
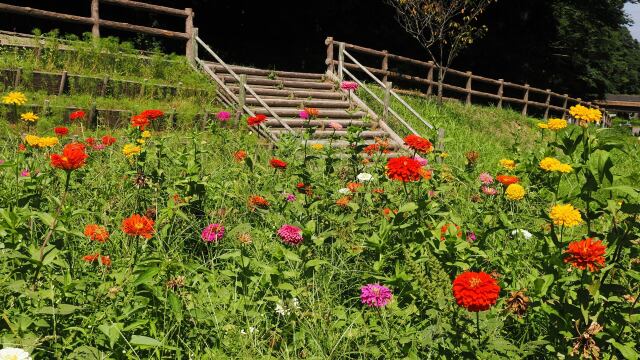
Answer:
xmin=325 ymin=37 xmax=606 ymax=122
xmin=0 ymin=1 xmax=195 ymax=62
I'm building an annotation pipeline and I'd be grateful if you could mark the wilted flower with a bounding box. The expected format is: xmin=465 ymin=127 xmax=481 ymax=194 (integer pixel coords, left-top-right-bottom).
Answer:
xmin=570 ymin=322 xmax=603 ymax=360
xmin=465 ymin=150 xmax=479 ymax=165
xmin=506 ymin=290 xmax=529 ymax=316
xmin=166 ymin=275 xmax=186 ymax=289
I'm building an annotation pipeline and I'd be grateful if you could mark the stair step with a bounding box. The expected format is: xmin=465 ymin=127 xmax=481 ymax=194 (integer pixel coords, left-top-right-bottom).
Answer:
xmin=245 ymin=98 xmax=349 ymax=108
xmin=253 ymin=107 xmax=366 ymax=119
xmin=221 ymin=75 xmax=333 ymax=90
xmin=266 ymin=118 xmax=369 ymax=128
xmin=229 ymin=86 xmax=344 ymax=100
xmin=270 ymin=129 xmax=388 ymax=138
xmin=208 ymin=63 xmax=324 ymax=80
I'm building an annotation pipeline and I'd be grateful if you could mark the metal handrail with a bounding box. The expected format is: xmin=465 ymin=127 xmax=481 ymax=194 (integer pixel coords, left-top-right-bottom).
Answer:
xmin=195 ymin=36 xmax=294 ymax=134
xmin=340 ymin=46 xmax=434 ymax=130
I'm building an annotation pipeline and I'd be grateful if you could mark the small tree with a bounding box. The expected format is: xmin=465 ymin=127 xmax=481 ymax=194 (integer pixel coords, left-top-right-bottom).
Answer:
xmin=386 ymin=0 xmax=497 ymax=104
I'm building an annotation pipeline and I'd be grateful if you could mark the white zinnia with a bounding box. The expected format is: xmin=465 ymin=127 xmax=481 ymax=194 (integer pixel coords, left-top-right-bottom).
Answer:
xmin=356 ymin=173 xmax=373 ymax=182
xmin=0 ymin=347 xmax=32 ymax=360
xmin=338 ymin=188 xmax=350 ymax=195
xmin=511 ymin=229 xmax=533 ymax=240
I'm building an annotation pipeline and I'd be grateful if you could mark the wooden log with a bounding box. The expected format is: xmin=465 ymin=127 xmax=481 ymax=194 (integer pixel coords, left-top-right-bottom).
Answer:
xmin=14 ymin=67 xmax=21 ymax=88
xmin=426 ymin=62 xmax=434 ymax=96
xmin=543 ymin=89 xmax=551 ymax=120
xmin=91 ymin=0 xmax=100 ymax=39
xmin=497 ymin=79 xmax=504 ymax=108
xmin=338 ymin=42 xmax=345 ymax=81
xmin=0 ymin=3 xmax=94 ymax=25
xmin=89 ymin=101 xmax=97 ymax=129
xmin=381 ymin=50 xmax=389 ymax=83
xmin=100 ymin=0 xmax=189 ymax=17
xmin=101 ymin=76 xmax=109 ymax=96
xmin=382 ymin=81 xmax=391 ymax=129
xmin=325 ymin=37 xmax=334 ymax=74
xmin=465 ymin=71 xmax=472 ymax=105
xmin=98 ymin=19 xmax=189 ymax=39
xmin=561 ymin=94 xmax=569 ymax=119
xmin=236 ymin=74 xmax=246 ymax=128
xmin=185 ymin=8 xmax=194 ymax=62
xmin=193 ymin=27 xmax=199 ymax=60
xmin=58 ymin=70 xmax=68 ymax=96
xmin=522 ymin=84 xmax=530 ymax=116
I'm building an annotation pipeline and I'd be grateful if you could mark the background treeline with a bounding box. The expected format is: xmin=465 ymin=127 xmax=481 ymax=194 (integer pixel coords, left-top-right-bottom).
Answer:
xmin=1 ymin=0 xmax=639 ymax=99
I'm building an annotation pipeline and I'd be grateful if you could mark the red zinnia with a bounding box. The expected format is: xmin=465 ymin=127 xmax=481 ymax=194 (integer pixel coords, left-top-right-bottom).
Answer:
xmin=248 ymin=195 xmax=270 ymax=210
xmin=440 ymin=223 xmax=462 ymax=241
xmin=69 ymin=110 xmax=85 ymax=121
xmin=404 ymin=134 xmax=433 ymax=154
xmin=139 ymin=109 xmax=164 ymax=119
xmin=84 ymin=224 xmax=109 ymax=243
xmin=131 ymin=115 xmax=150 ymax=130
xmin=18 ymin=143 xmax=26 ymax=152
xmin=363 ymin=143 xmax=381 ymax=156
xmin=101 ymin=135 xmax=116 ymax=146
xmin=452 ymin=271 xmax=500 ymax=312
xmin=85 ymin=137 xmax=96 ymax=146
xmin=496 ymin=175 xmax=519 ymax=186
xmin=234 ymin=150 xmax=247 ymax=162
xmin=54 ymin=127 xmax=69 ymax=136
xmin=270 ymin=158 xmax=287 ymax=169
xmin=99 ymin=255 xmax=111 ymax=266
xmin=347 ymin=182 xmax=362 ymax=192
xmin=386 ymin=156 xmax=424 ymax=182
xmin=247 ymin=114 xmax=267 ymax=126
xmin=50 ymin=143 xmax=89 ymax=171
xmin=564 ymin=238 xmax=606 ymax=272
xmin=121 ymin=214 xmax=154 ymax=239
xmin=83 ymin=253 xmax=99 ymax=263
xmin=83 ymin=253 xmax=111 ymax=266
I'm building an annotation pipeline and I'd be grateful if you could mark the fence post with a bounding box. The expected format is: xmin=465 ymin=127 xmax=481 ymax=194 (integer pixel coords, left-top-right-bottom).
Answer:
xmin=426 ymin=61 xmax=434 ymax=96
xmin=497 ymin=79 xmax=504 ymax=108
xmin=236 ymin=75 xmax=246 ymax=127
xmin=436 ymin=128 xmax=445 ymax=164
xmin=58 ymin=70 xmax=67 ymax=96
xmin=192 ymin=27 xmax=199 ymax=61
xmin=101 ymin=76 xmax=109 ymax=97
xmin=325 ymin=37 xmax=334 ymax=74
xmin=465 ymin=71 xmax=472 ymax=106
xmin=382 ymin=50 xmax=389 ymax=83
xmin=338 ymin=42 xmax=345 ymax=81
xmin=185 ymin=8 xmax=194 ymax=63
xmin=382 ymin=81 xmax=392 ymax=128
xmin=14 ymin=67 xmax=21 ymax=88
xmin=561 ymin=94 xmax=569 ymax=119
xmin=543 ymin=89 xmax=551 ymax=120
xmin=91 ymin=0 xmax=100 ymax=40
xmin=522 ymin=84 xmax=530 ymax=116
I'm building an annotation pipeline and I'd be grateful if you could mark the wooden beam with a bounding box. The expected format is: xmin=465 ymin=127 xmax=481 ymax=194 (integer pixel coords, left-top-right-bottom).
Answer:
xmin=185 ymin=8 xmax=194 ymax=61
xmin=91 ymin=0 xmax=100 ymax=39
xmin=99 ymin=0 xmax=188 ymax=17
xmin=325 ymin=37 xmax=334 ymax=74
xmin=99 ymin=19 xmax=189 ymax=39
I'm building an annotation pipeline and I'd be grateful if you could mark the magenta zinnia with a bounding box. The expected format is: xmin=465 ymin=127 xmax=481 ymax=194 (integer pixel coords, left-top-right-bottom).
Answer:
xmin=360 ymin=283 xmax=392 ymax=308
xmin=201 ymin=223 xmax=225 ymax=243
xmin=277 ymin=224 xmax=303 ymax=245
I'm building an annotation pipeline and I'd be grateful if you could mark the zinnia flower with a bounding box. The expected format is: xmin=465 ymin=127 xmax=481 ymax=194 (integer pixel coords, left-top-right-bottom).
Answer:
xmin=216 ymin=111 xmax=231 ymax=122
xmin=304 ymin=107 xmax=319 ymax=118
xmin=478 ymin=172 xmax=494 ymax=185
xmin=340 ymin=81 xmax=358 ymax=91
xmin=277 ymin=224 xmax=303 ymax=245
xmin=248 ymin=195 xmax=270 ymax=210
xmin=452 ymin=271 xmax=500 ymax=312
xmin=360 ymin=283 xmax=393 ymax=308
xmin=404 ymin=134 xmax=433 ymax=153
xmin=347 ymin=182 xmax=362 ymax=192
xmin=101 ymin=135 xmax=117 ymax=146
xmin=564 ymin=238 xmax=606 ymax=272
xmin=69 ymin=110 xmax=85 ymax=121
xmin=569 ymin=105 xmax=602 ymax=124
xmin=336 ymin=196 xmax=351 ymax=207
xmin=537 ymin=122 xmax=549 ymax=129
xmin=131 ymin=115 xmax=150 ymax=130
xmin=547 ymin=118 xmax=568 ymax=130
xmin=386 ymin=156 xmax=424 ymax=182
xmin=357 ymin=172 xmax=372 ymax=182
xmin=234 ymin=150 xmax=247 ymax=161
xmin=0 ymin=347 xmax=31 ymax=360
xmin=270 ymin=158 xmax=287 ymax=169
xmin=50 ymin=143 xmax=88 ymax=171
xmin=496 ymin=175 xmax=519 ymax=186
xmin=122 ymin=144 xmax=142 ymax=158
xmin=539 ymin=157 xmax=572 ymax=173
xmin=140 ymin=109 xmax=164 ymax=119
xmin=25 ymin=135 xmax=59 ymax=148
xmin=247 ymin=114 xmax=267 ymax=126
xmin=83 ymin=253 xmax=111 ymax=266
xmin=299 ymin=110 xmax=309 ymax=119
xmin=499 ymin=159 xmax=516 ymax=170
xmin=54 ymin=127 xmax=69 ymax=136
xmin=505 ymin=183 xmax=525 ymax=201
xmin=84 ymin=224 xmax=109 ymax=243
xmin=549 ymin=204 xmax=583 ymax=228
xmin=328 ymin=121 xmax=343 ymax=130
xmin=284 ymin=193 xmax=296 ymax=202
xmin=2 ymin=91 xmax=27 ymax=105
xmin=20 ymin=112 xmax=38 ymax=122
xmin=310 ymin=143 xmax=324 ymax=150
xmin=413 ymin=155 xmax=428 ymax=166
xmin=122 ymin=214 xmax=154 ymax=239
xmin=440 ymin=223 xmax=462 ymax=241
xmin=201 ymin=223 xmax=225 ymax=243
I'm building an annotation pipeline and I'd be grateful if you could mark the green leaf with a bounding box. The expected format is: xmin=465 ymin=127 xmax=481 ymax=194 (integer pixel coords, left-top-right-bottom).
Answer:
xmin=304 ymin=259 xmax=328 ymax=269
xmin=130 ymin=335 xmax=163 ymax=347
xmin=398 ymin=202 xmax=418 ymax=213
xmin=132 ymin=267 xmax=160 ymax=287
xmin=167 ymin=292 xmax=183 ymax=322
xmin=608 ymin=340 xmax=639 ymax=360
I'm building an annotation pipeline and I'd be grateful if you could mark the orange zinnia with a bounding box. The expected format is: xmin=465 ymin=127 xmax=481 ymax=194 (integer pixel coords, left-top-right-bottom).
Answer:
xmin=248 ymin=195 xmax=270 ymax=210
xmin=247 ymin=114 xmax=267 ymax=126
xmin=50 ymin=143 xmax=89 ymax=171
xmin=84 ymin=224 xmax=109 ymax=243
xmin=122 ymin=214 xmax=154 ymax=239
xmin=496 ymin=175 xmax=519 ymax=186
xmin=234 ymin=150 xmax=247 ymax=162
xmin=564 ymin=238 xmax=606 ymax=272
xmin=403 ymin=134 xmax=433 ymax=154
xmin=386 ymin=157 xmax=424 ymax=182
xmin=304 ymin=107 xmax=320 ymax=117
xmin=131 ymin=115 xmax=150 ymax=130
xmin=336 ymin=196 xmax=351 ymax=207
xmin=347 ymin=182 xmax=362 ymax=192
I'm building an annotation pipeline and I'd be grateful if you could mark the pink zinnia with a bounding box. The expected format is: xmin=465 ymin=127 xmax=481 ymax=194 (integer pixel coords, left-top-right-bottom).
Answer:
xmin=20 ymin=169 xmax=30 ymax=177
xmin=217 ymin=111 xmax=231 ymax=122
xmin=360 ymin=283 xmax=392 ymax=308
xmin=284 ymin=193 xmax=296 ymax=202
xmin=299 ymin=110 xmax=309 ymax=120
xmin=481 ymin=186 xmax=498 ymax=196
xmin=328 ymin=121 xmax=343 ymax=130
xmin=340 ymin=81 xmax=358 ymax=91
xmin=201 ymin=223 xmax=225 ymax=243
xmin=413 ymin=155 xmax=428 ymax=166
xmin=277 ymin=224 xmax=303 ymax=245
xmin=479 ymin=172 xmax=494 ymax=185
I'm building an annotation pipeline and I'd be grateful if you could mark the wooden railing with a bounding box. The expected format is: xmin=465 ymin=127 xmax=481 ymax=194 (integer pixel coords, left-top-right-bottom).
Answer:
xmin=0 ymin=1 xmax=195 ymax=62
xmin=325 ymin=37 xmax=602 ymax=121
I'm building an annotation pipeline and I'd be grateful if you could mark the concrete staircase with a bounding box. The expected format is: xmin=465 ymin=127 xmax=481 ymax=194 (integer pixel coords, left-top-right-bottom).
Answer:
xmin=204 ymin=61 xmax=405 ymax=152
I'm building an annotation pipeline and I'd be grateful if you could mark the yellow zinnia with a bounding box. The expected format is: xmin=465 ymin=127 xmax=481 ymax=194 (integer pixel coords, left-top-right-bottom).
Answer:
xmin=122 ymin=143 xmax=142 ymax=157
xmin=310 ymin=143 xmax=324 ymax=150
xmin=24 ymin=134 xmax=58 ymax=148
xmin=499 ymin=159 xmax=516 ymax=170
xmin=546 ymin=118 xmax=567 ymax=130
xmin=141 ymin=130 xmax=151 ymax=138
xmin=549 ymin=204 xmax=583 ymax=228
xmin=537 ymin=122 xmax=549 ymax=129
xmin=539 ymin=157 xmax=572 ymax=173
xmin=505 ymin=183 xmax=525 ymax=201
xmin=569 ymin=105 xmax=602 ymax=124
xmin=20 ymin=112 xmax=39 ymax=122
xmin=2 ymin=91 xmax=27 ymax=105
